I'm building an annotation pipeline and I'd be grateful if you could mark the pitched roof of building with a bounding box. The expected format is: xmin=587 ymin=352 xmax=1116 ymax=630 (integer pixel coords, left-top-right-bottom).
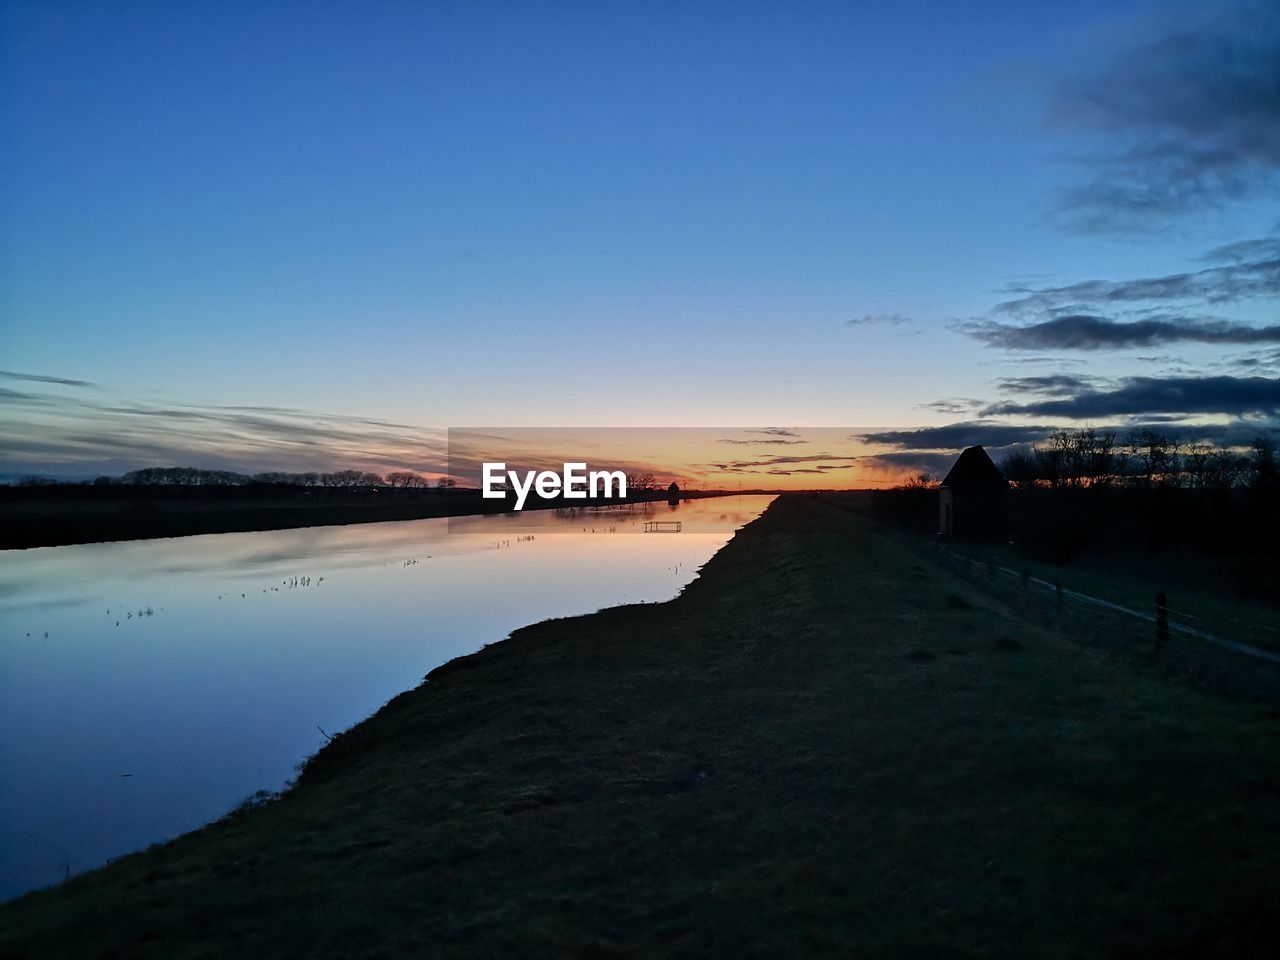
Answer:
xmin=940 ymin=445 xmax=1008 ymax=492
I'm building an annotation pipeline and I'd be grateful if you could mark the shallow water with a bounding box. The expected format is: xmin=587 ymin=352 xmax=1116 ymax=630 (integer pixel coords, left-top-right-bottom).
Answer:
xmin=0 ymin=495 xmax=774 ymax=900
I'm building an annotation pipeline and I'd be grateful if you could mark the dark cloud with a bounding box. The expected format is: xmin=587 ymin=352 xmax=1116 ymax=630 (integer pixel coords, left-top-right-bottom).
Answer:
xmin=996 ymin=374 xmax=1097 ymax=395
xmin=983 ymin=375 xmax=1280 ymax=419
xmin=0 ymin=388 xmax=447 ymax=479
xmin=0 ymin=370 xmax=95 ymax=387
xmin=993 ymin=250 xmax=1280 ymax=316
xmin=844 ymin=313 xmax=912 ymax=327
xmin=998 ymin=356 xmax=1090 ymax=365
xmin=763 ymin=464 xmax=847 ymax=477
xmin=860 ymin=452 xmax=962 ymax=476
xmin=704 ymin=454 xmax=858 ymax=474
xmin=1227 ymin=348 xmax=1280 ymax=371
xmin=1050 ymin=2 xmax=1280 ymax=228
xmin=967 ymin=314 xmax=1280 ymax=351
xmin=713 ymin=427 xmax=807 ymax=446
xmin=919 ymin=398 xmax=982 ymax=415
xmin=1202 ymin=236 xmax=1280 ymax=263
xmin=857 ymin=422 xmax=1056 ymax=451
xmin=0 ymin=387 xmax=43 ymax=402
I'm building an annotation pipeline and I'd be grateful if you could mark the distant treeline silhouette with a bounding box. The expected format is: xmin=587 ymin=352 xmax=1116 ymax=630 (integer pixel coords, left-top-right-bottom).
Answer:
xmin=13 ymin=467 xmax=456 ymax=489
xmin=998 ymin=428 xmax=1277 ymax=494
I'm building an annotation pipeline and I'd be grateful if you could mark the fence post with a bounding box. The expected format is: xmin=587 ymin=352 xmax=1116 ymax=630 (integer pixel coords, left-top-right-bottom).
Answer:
xmin=1155 ymin=592 xmax=1169 ymax=654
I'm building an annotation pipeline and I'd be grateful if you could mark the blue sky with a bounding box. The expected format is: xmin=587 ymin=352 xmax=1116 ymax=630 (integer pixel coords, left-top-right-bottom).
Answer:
xmin=2 ymin=0 xmax=1277 ymax=478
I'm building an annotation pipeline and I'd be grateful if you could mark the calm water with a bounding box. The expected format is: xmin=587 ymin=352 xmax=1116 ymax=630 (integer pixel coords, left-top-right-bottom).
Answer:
xmin=0 ymin=495 xmax=774 ymax=901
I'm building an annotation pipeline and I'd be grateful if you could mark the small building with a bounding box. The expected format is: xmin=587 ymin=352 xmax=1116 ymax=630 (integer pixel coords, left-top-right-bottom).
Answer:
xmin=938 ymin=445 xmax=1008 ymax=539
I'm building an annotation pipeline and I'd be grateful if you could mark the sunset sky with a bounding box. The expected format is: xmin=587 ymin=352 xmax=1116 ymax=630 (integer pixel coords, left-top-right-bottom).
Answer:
xmin=2 ymin=1 xmax=1277 ymax=483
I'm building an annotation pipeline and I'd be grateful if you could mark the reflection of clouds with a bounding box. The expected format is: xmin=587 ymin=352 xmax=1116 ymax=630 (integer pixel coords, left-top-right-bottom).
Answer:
xmin=1 ymin=385 xmax=447 ymax=479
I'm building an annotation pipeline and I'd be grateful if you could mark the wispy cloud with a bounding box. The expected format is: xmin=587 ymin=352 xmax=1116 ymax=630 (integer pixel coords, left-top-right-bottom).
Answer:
xmin=995 ymin=374 xmax=1098 ymax=395
xmin=703 ymin=454 xmax=858 ymax=475
xmin=859 ymin=451 xmax=962 ymax=477
xmin=0 ymin=387 xmax=446 ymax=479
xmin=994 ymin=247 xmax=1280 ymax=316
xmin=716 ymin=438 xmax=806 ymax=446
xmin=857 ymin=422 xmax=1055 ymax=451
xmin=0 ymin=370 xmax=96 ymax=388
xmin=919 ymin=398 xmax=983 ymax=415
xmin=844 ymin=313 xmax=913 ymax=327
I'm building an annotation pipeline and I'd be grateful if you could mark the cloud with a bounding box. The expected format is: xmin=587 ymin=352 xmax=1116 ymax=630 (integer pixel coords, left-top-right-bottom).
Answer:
xmin=844 ymin=313 xmax=913 ymax=327
xmin=993 ymin=248 xmax=1280 ymax=315
xmin=0 ymin=370 xmax=95 ymax=387
xmin=861 ymin=418 xmax=1277 ymax=460
xmin=857 ymin=422 xmax=1056 ymax=451
xmin=1049 ymin=2 xmax=1280 ymax=228
xmin=982 ymin=375 xmax=1280 ymax=419
xmin=966 ymin=315 xmax=1280 ymax=351
xmin=703 ymin=454 xmax=859 ymax=474
xmin=859 ymin=452 xmax=963 ymax=476
xmin=1202 ymin=236 xmax=1280 ymax=263
xmin=746 ymin=427 xmax=801 ymax=437
xmin=919 ymin=398 xmax=983 ymax=415
xmin=0 ymin=387 xmax=447 ymax=480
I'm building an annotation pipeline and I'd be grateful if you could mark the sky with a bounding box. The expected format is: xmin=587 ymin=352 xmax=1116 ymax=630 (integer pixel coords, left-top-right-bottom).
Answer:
xmin=2 ymin=0 xmax=1278 ymax=483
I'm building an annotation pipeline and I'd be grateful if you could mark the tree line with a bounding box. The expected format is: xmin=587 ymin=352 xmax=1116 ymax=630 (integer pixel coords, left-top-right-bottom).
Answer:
xmin=998 ymin=428 xmax=1277 ymax=494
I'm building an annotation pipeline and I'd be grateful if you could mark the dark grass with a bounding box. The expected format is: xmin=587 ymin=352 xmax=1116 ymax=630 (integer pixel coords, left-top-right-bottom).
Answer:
xmin=3 ymin=494 xmax=1280 ymax=957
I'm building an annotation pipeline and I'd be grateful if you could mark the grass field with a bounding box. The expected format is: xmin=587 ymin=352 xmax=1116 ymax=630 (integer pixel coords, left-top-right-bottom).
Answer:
xmin=3 ymin=494 xmax=1279 ymax=957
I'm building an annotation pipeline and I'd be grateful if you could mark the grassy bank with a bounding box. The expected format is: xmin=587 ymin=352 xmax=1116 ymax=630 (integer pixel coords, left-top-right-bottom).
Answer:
xmin=3 ymin=494 xmax=1280 ymax=957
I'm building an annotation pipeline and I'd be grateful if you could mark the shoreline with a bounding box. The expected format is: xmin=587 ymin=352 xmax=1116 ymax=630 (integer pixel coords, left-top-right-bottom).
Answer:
xmin=4 ymin=493 xmax=1280 ymax=955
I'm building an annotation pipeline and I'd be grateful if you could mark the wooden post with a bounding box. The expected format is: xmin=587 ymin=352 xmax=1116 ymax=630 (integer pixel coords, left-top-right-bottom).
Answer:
xmin=1155 ymin=592 xmax=1169 ymax=653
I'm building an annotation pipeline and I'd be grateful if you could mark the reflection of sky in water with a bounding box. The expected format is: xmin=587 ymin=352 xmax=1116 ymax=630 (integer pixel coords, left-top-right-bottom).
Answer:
xmin=0 ymin=496 xmax=773 ymax=901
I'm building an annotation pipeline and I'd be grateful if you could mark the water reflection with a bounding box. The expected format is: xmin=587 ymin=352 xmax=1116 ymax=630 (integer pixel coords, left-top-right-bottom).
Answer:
xmin=0 ymin=495 xmax=773 ymax=900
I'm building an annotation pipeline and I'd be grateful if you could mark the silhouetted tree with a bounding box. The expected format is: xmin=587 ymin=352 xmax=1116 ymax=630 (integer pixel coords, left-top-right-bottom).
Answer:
xmin=386 ymin=471 xmax=428 ymax=488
